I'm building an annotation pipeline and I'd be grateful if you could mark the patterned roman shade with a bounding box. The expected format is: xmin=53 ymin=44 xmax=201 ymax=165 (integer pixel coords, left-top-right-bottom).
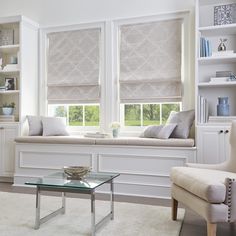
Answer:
xmin=119 ymin=19 xmax=182 ymax=103
xmin=47 ymin=28 xmax=101 ymax=104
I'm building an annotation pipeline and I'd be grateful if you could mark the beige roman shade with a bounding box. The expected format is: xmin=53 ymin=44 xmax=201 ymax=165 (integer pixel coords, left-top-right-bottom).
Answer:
xmin=119 ymin=19 xmax=182 ymax=103
xmin=47 ymin=28 xmax=101 ymax=104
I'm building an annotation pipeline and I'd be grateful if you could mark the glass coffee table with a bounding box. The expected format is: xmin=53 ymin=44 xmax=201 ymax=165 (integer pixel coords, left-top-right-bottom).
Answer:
xmin=25 ymin=171 xmax=120 ymax=236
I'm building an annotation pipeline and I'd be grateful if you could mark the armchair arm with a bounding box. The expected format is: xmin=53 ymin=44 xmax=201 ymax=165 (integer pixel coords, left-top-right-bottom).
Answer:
xmin=186 ymin=162 xmax=229 ymax=171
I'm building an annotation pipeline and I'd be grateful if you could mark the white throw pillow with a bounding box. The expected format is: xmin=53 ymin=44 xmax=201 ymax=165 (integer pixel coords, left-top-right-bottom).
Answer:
xmin=27 ymin=115 xmax=43 ymax=136
xmin=42 ymin=117 xmax=69 ymax=136
xmin=157 ymin=123 xmax=177 ymax=139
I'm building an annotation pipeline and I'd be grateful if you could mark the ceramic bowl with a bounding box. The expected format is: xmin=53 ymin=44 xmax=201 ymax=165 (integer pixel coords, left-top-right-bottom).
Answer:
xmin=63 ymin=166 xmax=91 ymax=178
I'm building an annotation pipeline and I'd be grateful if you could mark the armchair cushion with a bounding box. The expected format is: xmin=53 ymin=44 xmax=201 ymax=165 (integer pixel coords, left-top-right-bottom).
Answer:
xmin=171 ymin=167 xmax=236 ymax=203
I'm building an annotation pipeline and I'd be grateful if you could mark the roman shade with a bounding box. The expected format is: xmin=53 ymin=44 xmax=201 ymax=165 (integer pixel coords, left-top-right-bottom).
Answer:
xmin=119 ymin=19 xmax=182 ymax=103
xmin=47 ymin=28 xmax=101 ymax=104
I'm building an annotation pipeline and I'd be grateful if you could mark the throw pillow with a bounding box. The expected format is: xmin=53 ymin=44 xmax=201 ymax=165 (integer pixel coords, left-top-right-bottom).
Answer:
xmin=140 ymin=124 xmax=177 ymax=139
xmin=157 ymin=123 xmax=177 ymax=139
xmin=140 ymin=125 xmax=164 ymax=138
xmin=27 ymin=115 xmax=43 ymax=136
xmin=42 ymin=117 xmax=69 ymax=136
xmin=167 ymin=110 xmax=195 ymax=138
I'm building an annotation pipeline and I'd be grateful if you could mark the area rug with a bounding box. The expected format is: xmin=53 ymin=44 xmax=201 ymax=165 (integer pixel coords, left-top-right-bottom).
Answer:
xmin=0 ymin=192 xmax=184 ymax=236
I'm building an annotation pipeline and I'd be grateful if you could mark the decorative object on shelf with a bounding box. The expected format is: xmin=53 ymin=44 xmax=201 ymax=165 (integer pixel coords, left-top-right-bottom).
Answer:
xmin=110 ymin=121 xmax=120 ymax=138
xmin=5 ymin=77 xmax=16 ymax=90
xmin=0 ymin=29 xmax=14 ymax=46
xmin=214 ymin=3 xmax=236 ymax=25
xmin=217 ymin=97 xmax=229 ymax=116
xmin=63 ymin=166 xmax=91 ymax=179
xmin=229 ymin=72 xmax=236 ymax=81
xmin=218 ymin=38 xmax=227 ymax=51
xmin=1 ymin=102 xmax=15 ymax=115
xmin=9 ymin=56 xmax=17 ymax=64
xmin=200 ymin=37 xmax=212 ymax=57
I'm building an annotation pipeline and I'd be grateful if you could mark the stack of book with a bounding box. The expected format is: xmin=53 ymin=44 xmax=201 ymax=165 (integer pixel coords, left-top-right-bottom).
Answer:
xmin=212 ymin=50 xmax=234 ymax=57
xmin=200 ymin=37 xmax=212 ymax=57
xmin=198 ymin=96 xmax=208 ymax=123
xmin=0 ymin=115 xmax=15 ymax=122
xmin=84 ymin=132 xmax=110 ymax=138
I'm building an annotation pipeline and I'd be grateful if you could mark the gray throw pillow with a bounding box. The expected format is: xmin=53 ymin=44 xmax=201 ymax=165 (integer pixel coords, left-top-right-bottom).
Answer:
xmin=140 ymin=125 xmax=164 ymax=138
xmin=42 ymin=117 xmax=69 ymax=136
xmin=167 ymin=110 xmax=195 ymax=138
xmin=27 ymin=115 xmax=43 ymax=136
xmin=140 ymin=124 xmax=176 ymax=139
xmin=157 ymin=123 xmax=177 ymax=139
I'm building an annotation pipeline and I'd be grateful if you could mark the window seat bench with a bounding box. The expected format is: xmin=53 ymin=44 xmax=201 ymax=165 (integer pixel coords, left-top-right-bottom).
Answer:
xmin=14 ymin=136 xmax=196 ymax=199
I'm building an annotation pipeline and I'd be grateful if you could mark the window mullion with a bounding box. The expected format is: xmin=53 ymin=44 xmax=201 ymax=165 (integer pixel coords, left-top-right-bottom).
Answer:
xmin=160 ymin=103 xmax=162 ymax=125
xmin=140 ymin=104 xmax=143 ymax=127
xmin=83 ymin=105 xmax=85 ymax=126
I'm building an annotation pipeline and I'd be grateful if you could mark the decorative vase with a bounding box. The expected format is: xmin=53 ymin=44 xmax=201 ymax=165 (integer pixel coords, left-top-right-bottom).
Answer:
xmin=217 ymin=97 xmax=229 ymax=116
xmin=112 ymin=128 xmax=119 ymax=138
xmin=2 ymin=107 xmax=14 ymax=115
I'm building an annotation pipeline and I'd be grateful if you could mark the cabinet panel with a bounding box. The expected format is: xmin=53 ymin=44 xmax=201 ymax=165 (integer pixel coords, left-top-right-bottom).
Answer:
xmin=0 ymin=125 xmax=19 ymax=177
xmin=197 ymin=126 xmax=230 ymax=164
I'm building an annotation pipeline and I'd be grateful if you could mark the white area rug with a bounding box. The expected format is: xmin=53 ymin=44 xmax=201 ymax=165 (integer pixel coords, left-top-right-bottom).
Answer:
xmin=0 ymin=192 xmax=184 ymax=236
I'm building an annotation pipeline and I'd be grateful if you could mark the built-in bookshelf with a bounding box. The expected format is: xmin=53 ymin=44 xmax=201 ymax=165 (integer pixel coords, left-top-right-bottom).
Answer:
xmin=196 ymin=0 xmax=236 ymax=125
xmin=196 ymin=0 xmax=236 ymax=164
xmin=0 ymin=16 xmax=39 ymax=133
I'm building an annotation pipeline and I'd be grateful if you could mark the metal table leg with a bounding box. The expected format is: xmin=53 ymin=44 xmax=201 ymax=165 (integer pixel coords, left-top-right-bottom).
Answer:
xmin=35 ymin=186 xmax=41 ymax=229
xmin=91 ymin=190 xmax=95 ymax=236
xmin=110 ymin=179 xmax=114 ymax=220
xmin=62 ymin=192 xmax=66 ymax=214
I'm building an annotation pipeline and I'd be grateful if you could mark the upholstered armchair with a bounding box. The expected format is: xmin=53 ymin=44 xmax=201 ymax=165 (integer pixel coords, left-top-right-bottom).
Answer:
xmin=170 ymin=120 xmax=236 ymax=236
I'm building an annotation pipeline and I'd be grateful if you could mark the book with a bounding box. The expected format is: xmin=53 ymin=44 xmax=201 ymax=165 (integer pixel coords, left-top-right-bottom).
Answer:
xmin=84 ymin=132 xmax=110 ymax=138
xmin=208 ymin=116 xmax=236 ymax=123
xmin=212 ymin=50 xmax=234 ymax=57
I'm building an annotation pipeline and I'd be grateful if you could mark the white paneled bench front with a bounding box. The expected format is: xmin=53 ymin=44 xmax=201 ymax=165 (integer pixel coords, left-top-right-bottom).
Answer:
xmin=14 ymin=136 xmax=196 ymax=199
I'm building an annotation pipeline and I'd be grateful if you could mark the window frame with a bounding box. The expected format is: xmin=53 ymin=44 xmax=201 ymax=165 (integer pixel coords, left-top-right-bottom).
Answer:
xmin=113 ymin=12 xmax=191 ymax=134
xmin=40 ymin=12 xmax=191 ymax=135
xmin=40 ymin=22 xmax=105 ymax=134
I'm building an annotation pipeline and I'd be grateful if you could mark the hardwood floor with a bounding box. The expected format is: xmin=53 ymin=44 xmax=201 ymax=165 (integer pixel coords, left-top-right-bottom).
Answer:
xmin=1 ymin=182 xmax=236 ymax=236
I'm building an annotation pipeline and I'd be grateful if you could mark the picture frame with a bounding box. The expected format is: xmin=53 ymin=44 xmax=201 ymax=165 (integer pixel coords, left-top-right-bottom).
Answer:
xmin=214 ymin=3 xmax=236 ymax=25
xmin=5 ymin=77 xmax=16 ymax=90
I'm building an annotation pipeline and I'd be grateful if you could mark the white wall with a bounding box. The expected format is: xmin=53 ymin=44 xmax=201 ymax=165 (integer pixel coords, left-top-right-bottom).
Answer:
xmin=0 ymin=0 xmax=194 ymax=26
xmin=0 ymin=0 xmax=196 ymax=109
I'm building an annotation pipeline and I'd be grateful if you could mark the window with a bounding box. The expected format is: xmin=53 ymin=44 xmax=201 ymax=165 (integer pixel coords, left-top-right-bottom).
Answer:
xmin=119 ymin=19 xmax=183 ymax=127
xmin=46 ymin=27 xmax=101 ymax=128
xmin=122 ymin=103 xmax=180 ymax=127
xmin=48 ymin=104 xmax=99 ymax=127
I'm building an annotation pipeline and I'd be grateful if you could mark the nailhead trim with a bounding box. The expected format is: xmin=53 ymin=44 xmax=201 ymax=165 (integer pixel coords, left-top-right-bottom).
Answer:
xmin=226 ymin=178 xmax=235 ymax=222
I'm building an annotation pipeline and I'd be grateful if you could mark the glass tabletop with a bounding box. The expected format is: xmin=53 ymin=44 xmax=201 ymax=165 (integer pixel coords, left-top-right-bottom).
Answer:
xmin=25 ymin=172 xmax=120 ymax=190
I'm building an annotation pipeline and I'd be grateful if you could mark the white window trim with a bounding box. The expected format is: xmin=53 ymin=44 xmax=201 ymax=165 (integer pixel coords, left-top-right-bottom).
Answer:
xmin=39 ymin=11 xmax=191 ymax=135
xmin=39 ymin=21 xmax=105 ymax=134
xmin=113 ymin=11 xmax=191 ymax=134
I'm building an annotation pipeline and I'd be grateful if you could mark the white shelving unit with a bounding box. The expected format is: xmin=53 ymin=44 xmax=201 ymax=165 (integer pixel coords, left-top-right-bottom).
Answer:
xmin=196 ymin=0 xmax=236 ymax=163
xmin=0 ymin=16 xmax=39 ymax=178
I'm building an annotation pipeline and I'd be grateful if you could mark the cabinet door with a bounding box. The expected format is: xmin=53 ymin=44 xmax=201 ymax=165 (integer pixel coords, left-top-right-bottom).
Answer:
xmin=223 ymin=127 xmax=230 ymax=162
xmin=197 ymin=126 xmax=225 ymax=164
xmin=0 ymin=125 xmax=19 ymax=177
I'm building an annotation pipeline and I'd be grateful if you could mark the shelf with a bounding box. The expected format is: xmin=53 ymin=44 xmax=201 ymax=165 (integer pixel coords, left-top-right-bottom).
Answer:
xmin=198 ymin=54 xmax=236 ymax=64
xmin=0 ymin=44 xmax=19 ymax=54
xmin=0 ymin=69 xmax=20 ymax=75
xmin=199 ymin=23 xmax=236 ymax=36
xmin=198 ymin=81 xmax=236 ymax=87
xmin=0 ymin=90 xmax=19 ymax=94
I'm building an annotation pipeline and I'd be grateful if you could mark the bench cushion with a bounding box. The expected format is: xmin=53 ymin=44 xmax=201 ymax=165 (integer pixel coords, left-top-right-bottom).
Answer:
xmin=95 ymin=137 xmax=194 ymax=147
xmin=15 ymin=136 xmax=194 ymax=147
xmin=171 ymin=167 xmax=236 ymax=203
xmin=15 ymin=136 xmax=96 ymax=145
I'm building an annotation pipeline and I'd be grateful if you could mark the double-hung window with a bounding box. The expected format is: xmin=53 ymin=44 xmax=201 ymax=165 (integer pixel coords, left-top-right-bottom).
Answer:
xmin=119 ymin=19 xmax=183 ymax=127
xmin=46 ymin=27 xmax=101 ymax=129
